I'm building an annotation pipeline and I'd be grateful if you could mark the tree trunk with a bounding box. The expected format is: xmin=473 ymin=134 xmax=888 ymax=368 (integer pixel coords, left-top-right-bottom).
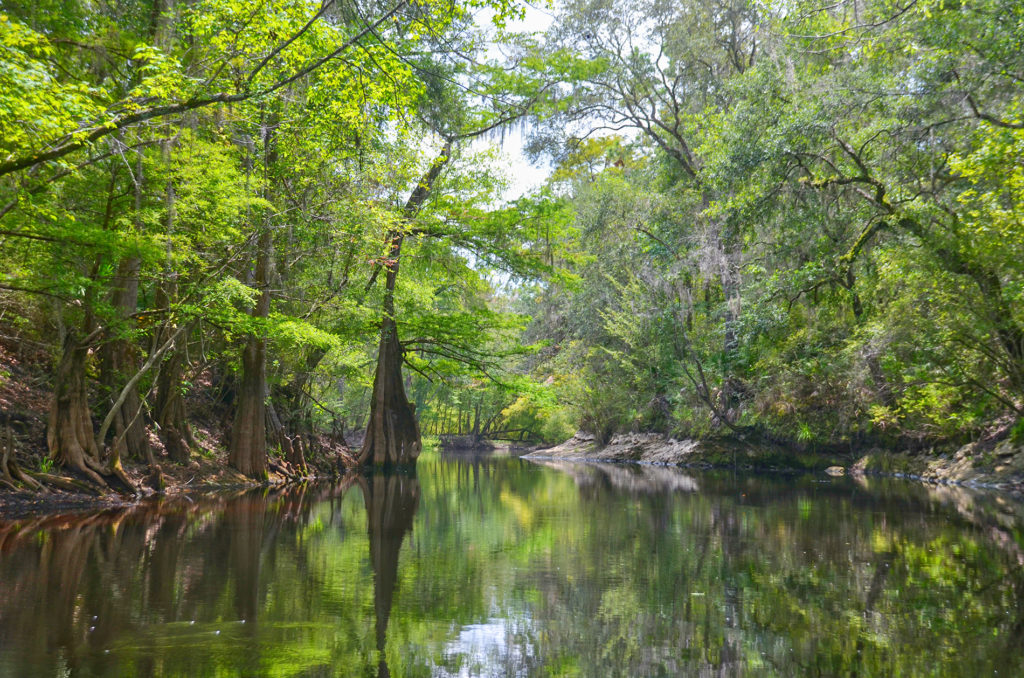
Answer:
xmin=360 ymin=311 xmax=422 ymax=466
xmin=229 ymin=227 xmax=272 ymax=479
xmin=153 ymin=139 xmax=194 ymax=464
xmin=48 ymin=335 xmax=107 ymax=486
xmin=154 ymin=333 xmax=194 ymax=463
xmin=229 ymin=117 xmax=277 ymax=480
xmin=359 ymin=141 xmax=451 ymax=467
xmin=101 ymin=257 xmax=150 ymax=463
xmin=718 ymin=223 xmax=742 ymax=423
xmin=230 ymin=333 xmax=269 ymax=479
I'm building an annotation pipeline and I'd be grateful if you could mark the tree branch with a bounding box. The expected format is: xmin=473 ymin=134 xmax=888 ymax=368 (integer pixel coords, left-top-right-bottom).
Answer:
xmin=0 ymin=1 xmax=409 ymax=179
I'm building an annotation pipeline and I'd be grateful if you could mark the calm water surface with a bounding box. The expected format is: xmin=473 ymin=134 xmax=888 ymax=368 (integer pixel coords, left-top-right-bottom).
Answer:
xmin=1 ymin=450 xmax=1022 ymax=677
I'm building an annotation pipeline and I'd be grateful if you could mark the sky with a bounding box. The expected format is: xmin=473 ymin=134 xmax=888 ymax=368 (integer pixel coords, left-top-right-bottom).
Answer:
xmin=472 ymin=2 xmax=558 ymax=201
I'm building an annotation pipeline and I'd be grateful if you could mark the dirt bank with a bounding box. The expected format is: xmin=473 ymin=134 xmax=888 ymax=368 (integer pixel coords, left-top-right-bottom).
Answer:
xmin=0 ymin=454 xmax=354 ymax=518
xmin=0 ymin=330 xmax=360 ymax=518
xmin=525 ymin=431 xmax=1024 ymax=494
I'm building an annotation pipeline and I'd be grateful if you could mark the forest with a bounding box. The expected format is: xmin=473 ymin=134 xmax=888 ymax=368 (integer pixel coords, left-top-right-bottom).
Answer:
xmin=1 ymin=0 xmax=1022 ymax=493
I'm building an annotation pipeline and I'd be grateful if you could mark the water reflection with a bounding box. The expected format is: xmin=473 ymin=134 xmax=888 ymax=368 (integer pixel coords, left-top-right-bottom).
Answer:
xmin=534 ymin=459 xmax=700 ymax=494
xmin=0 ymin=454 xmax=1022 ymax=676
xmin=0 ymin=483 xmax=363 ymax=676
xmin=359 ymin=470 xmax=419 ymax=678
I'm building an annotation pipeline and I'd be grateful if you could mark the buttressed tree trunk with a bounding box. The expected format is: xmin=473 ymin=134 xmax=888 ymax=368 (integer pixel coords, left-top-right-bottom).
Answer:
xmin=360 ymin=142 xmax=451 ymax=467
xmin=48 ymin=333 xmax=107 ymax=487
xmin=361 ymin=309 xmax=421 ymax=467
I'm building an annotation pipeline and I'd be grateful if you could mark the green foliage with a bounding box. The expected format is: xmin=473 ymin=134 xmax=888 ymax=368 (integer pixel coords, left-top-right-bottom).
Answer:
xmin=0 ymin=0 xmax=561 ymax=464
xmin=2 ymin=0 xmax=1022 ymax=461
xmin=508 ymin=0 xmax=1024 ymax=448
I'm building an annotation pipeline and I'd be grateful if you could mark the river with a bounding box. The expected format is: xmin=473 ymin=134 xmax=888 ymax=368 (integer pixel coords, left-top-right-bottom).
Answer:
xmin=1 ymin=449 xmax=1021 ymax=676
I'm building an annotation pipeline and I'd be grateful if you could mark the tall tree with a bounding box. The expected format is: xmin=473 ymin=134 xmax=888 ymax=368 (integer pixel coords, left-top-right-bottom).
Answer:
xmin=360 ymin=141 xmax=452 ymax=466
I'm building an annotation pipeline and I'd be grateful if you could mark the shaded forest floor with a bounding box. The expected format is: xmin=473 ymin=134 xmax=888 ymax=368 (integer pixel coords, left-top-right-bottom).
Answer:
xmin=0 ymin=334 xmax=358 ymax=516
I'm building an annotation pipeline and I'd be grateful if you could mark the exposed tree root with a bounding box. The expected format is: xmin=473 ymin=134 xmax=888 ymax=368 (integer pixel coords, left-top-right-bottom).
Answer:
xmin=0 ymin=430 xmax=16 ymax=490
xmin=268 ymin=458 xmax=311 ymax=483
xmin=143 ymin=465 xmax=167 ymax=492
xmin=286 ymin=435 xmax=309 ymax=475
xmin=160 ymin=425 xmax=191 ymax=464
xmin=9 ymin=463 xmax=45 ymax=493
xmin=104 ymin=452 xmax=140 ymax=495
xmin=2 ymin=430 xmax=46 ymax=493
xmin=28 ymin=472 xmax=102 ymax=496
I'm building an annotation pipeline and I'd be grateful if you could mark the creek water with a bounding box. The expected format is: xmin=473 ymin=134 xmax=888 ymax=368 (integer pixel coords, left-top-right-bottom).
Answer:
xmin=0 ymin=449 xmax=1022 ymax=677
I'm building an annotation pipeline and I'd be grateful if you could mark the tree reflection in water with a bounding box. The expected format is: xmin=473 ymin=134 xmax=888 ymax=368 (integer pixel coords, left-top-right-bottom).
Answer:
xmin=0 ymin=482 xmax=364 ymax=676
xmin=359 ymin=470 xmax=420 ymax=678
xmin=1 ymin=455 xmax=1024 ymax=676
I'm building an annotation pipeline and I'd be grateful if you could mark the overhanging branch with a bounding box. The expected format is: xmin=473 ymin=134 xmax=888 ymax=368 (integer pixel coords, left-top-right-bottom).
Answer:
xmin=0 ymin=0 xmax=410 ymax=179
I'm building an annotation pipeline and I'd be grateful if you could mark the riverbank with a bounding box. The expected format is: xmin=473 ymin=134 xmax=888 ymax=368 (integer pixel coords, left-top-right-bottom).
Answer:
xmin=0 ymin=335 xmax=361 ymax=517
xmin=524 ymin=431 xmax=1024 ymax=493
xmin=0 ymin=451 xmax=356 ymax=518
